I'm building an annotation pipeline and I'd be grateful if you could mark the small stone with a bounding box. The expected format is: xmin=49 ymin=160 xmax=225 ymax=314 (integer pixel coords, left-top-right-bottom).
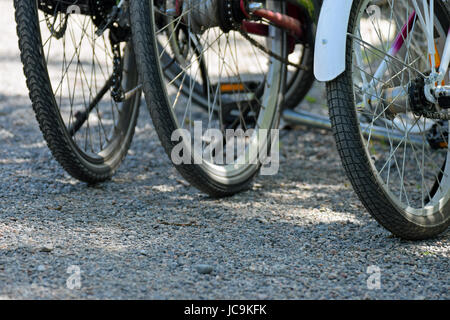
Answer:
xmin=328 ymin=273 xmax=337 ymax=280
xmin=40 ymin=246 xmax=53 ymax=253
xmin=37 ymin=265 xmax=45 ymax=272
xmin=195 ymin=264 xmax=214 ymax=275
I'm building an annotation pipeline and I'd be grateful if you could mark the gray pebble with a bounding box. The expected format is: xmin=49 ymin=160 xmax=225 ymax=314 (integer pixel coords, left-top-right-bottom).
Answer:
xmin=40 ymin=246 xmax=53 ymax=253
xmin=195 ymin=264 xmax=214 ymax=275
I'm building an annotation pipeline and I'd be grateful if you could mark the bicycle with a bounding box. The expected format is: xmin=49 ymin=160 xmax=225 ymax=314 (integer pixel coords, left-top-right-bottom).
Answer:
xmin=315 ymin=0 xmax=450 ymax=239
xmin=14 ymin=0 xmax=142 ymax=182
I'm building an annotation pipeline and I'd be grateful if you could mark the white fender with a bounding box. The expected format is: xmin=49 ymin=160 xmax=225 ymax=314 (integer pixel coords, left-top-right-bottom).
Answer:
xmin=314 ymin=0 xmax=354 ymax=82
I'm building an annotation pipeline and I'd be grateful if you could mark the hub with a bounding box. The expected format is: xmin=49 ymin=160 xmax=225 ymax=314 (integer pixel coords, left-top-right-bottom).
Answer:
xmin=175 ymin=0 xmax=248 ymax=33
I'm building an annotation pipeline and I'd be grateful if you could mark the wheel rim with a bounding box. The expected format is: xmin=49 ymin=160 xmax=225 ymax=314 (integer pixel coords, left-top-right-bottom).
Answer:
xmin=152 ymin=0 xmax=285 ymax=184
xmin=351 ymin=0 xmax=450 ymax=216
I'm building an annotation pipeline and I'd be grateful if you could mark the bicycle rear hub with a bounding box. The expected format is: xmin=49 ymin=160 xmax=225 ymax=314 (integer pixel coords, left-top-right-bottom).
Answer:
xmin=173 ymin=0 xmax=249 ymax=33
xmin=171 ymin=0 xmax=305 ymax=39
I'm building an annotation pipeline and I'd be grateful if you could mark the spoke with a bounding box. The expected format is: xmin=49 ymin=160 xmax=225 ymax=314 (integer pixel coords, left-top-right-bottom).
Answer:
xmin=349 ymin=32 xmax=426 ymax=77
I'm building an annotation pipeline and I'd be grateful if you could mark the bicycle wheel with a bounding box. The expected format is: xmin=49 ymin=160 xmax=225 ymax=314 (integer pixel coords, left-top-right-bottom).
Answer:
xmin=130 ymin=0 xmax=287 ymax=197
xmin=15 ymin=0 xmax=141 ymax=182
xmin=328 ymin=0 xmax=450 ymax=239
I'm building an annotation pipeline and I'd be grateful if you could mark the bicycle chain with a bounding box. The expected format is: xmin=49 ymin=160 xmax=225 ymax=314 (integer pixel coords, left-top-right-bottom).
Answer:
xmin=417 ymin=110 xmax=450 ymax=120
xmin=111 ymin=43 xmax=124 ymax=102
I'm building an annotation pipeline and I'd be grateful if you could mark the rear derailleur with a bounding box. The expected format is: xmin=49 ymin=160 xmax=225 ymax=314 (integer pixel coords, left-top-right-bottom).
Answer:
xmin=408 ymin=77 xmax=450 ymax=150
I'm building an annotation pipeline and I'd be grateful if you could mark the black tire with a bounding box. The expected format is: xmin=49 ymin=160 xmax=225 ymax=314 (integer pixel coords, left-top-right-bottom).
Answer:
xmin=14 ymin=0 xmax=141 ymax=183
xmin=327 ymin=0 xmax=450 ymax=239
xmin=130 ymin=0 xmax=286 ymax=197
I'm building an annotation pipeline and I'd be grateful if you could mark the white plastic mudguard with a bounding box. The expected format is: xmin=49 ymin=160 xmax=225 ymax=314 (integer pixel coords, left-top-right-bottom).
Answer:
xmin=314 ymin=0 xmax=354 ymax=82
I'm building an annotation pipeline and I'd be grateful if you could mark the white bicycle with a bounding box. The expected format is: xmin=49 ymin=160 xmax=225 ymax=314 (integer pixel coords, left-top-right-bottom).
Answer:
xmin=315 ymin=0 xmax=450 ymax=239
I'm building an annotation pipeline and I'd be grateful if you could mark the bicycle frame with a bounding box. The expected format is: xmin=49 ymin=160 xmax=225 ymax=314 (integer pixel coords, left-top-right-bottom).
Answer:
xmin=440 ymin=28 xmax=450 ymax=81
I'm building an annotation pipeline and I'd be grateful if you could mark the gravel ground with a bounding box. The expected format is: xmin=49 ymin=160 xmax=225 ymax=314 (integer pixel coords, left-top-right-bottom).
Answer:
xmin=0 ymin=0 xmax=449 ymax=300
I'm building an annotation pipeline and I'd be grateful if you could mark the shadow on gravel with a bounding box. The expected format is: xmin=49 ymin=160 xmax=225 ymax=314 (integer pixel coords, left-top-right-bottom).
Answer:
xmin=1 ymin=95 xmax=449 ymax=299
xmin=0 ymin=206 xmax=448 ymax=299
